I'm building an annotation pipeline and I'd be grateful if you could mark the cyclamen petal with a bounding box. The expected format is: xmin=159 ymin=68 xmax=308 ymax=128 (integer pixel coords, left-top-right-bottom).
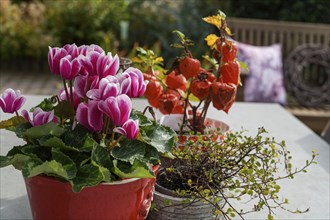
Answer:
xmin=102 ymin=53 xmax=119 ymax=77
xmin=122 ymin=119 xmax=139 ymax=139
xmin=86 ymin=76 xmax=120 ymax=101
xmin=63 ymin=43 xmax=79 ymax=59
xmin=76 ymin=101 xmax=103 ymax=132
xmin=113 ymin=127 xmax=126 ymax=136
xmin=119 ymin=67 xmax=147 ymax=98
xmin=48 ymin=47 xmax=69 ymax=75
xmin=88 ymin=101 xmax=103 ymax=132
xmin=59 ymin=87 xmax=80 ymax=109
xmin=74 ymin=75 xmax=99 ymax=98
xmin=21 ymin=110 xmax=33 ymax=125
xmin=60 ymin=57 xmax=72 ymax=79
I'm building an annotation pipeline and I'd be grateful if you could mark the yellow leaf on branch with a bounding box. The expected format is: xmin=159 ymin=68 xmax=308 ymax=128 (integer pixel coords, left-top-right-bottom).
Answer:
xmin=202 ymin=15 xmax=222 ymax=29
xmin=205 ymin=34 xmax=219 ymax=48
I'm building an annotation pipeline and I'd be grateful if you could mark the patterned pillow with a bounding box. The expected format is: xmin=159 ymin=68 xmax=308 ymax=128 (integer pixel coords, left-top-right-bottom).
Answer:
xmin=236 ymin=42 xmax=287 ymax=105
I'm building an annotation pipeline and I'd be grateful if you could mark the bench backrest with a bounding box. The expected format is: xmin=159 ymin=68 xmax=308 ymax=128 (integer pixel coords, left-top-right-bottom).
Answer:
xmin=227 ymin=18 xmax=330 ymax=59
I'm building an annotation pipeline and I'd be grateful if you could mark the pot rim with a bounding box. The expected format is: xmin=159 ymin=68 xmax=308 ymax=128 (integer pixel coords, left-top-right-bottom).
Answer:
xmin=159 ymin=114 xmax=230 ymax=134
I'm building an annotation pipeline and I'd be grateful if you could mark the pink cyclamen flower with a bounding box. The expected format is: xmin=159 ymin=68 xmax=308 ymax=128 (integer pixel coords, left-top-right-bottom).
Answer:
xmin=113 ymin=119 xmax=139 ymax=140
xmin=49 ymin=45 xmax=81 ymax=80
xmin=74 ymin=75 xmax=100 ymax=98
xmin=0 ymin=88 xmax=26 ymax=114
xmin=78 ymin=44 xmax=104 ymax=56
xmin=59 ymin=56 xmax=81 ymax=80
xmin=22 ymin=108 xmax=58 ymax=127
xmin=63 ymin=43 xmax=79 ymax=59
xmin=48 ymin=46 xmax=69 ymax=75
xmin=59 ymin=87 xmax=80 ymax=109
xmin=79 ymin=51 xmax=119 ymax=77
xmin=118 ymin=67 xmax=147 ymax=98
xmin=98 ymin=94 xmax=132 ymax=126
xmin=86 ymin=75 xmax=120 ymax=101
xmin=76 ymin=101 xmax=103 ymax=132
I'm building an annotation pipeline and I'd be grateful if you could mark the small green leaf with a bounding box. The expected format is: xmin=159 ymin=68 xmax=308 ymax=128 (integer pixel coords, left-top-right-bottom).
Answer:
xmin=0 ymin=155 xmax=12 ymax=168
xmin=22 ymin=159 xmax=70 ymax=179
xmin=80 ymin=135 xmax=97 ymax=152
xmin=24 ymin=123 xmax=65 ymax=139
xmin=111 ymin=138 xmax=146 ymax=164
xmin=31 ymin=98 xmax=56 ymax=112
xmin=71 ymin=164 xmax=104 ymax=192
xmin=39 ymin=136 xmax=78 ymax=152
xmin=21 ymin=145 xmax=52 ymax=161
xmin=112 ymin=159 xmax=154 ymax=179
xmin=139 ymin=123 xmax=176 ymax=153
xmin=92 ymin=144 xmax=113 ymax=170
xmin=63 ymin=125 xmax=90 ymax=149
xmin=52 ymin=148 xmax=77 ymax=179
xmin=9 ymin=154 xmax=31 ymax=170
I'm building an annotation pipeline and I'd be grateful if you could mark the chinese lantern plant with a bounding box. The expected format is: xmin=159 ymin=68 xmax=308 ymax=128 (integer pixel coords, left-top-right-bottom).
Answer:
xmin=140 ymin=11 xmax=241 ymax=135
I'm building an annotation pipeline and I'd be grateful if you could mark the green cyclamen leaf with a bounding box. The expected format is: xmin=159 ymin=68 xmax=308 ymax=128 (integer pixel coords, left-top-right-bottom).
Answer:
xmin=22 ymin=149 xmax=77 ymax=180
xmin=130 ymin=109 xmax=153 ymax=127
xmin=0 ymin=116 xmax=31 ymax=138
xmin=9 ymin=154 xmax=31 ymax=170
xmin=80 ymin=135 xmax=98 ymax=152
xmin=31 ymin=98 xmax=56 ymax=112
xmin=22 ymin=159 xmax=67 ymax=179
xmin=0 ymin=155 xmax=12 ymax=168
xmin=51 ymin=148 xmax=77 ymax=179
xmin=39 ymin=136 xmax=79 ymax=152
xmin=112 ymin=159 xmax=154 ymax=179
xmin=0 ymin=116 xmax=26 ymax=129
xmin=91 ymin=144 xmax=114 ymax=182
xmin=139 ymin=123 xmax=176 ymax=153
xmin=111 ymin=138 xmax=146 ymax=164
xmin=62 ymin=125 xmax=90 ymax=149
xmin=92 ymin=144 xmax=113 ymax=170
xmin=24 ymin=123 xmax=65 ymax=139
xmin=21 ymin=145 xmax=52 ymax=161
xmin=71 ymin=164 xmax=104 ymax=193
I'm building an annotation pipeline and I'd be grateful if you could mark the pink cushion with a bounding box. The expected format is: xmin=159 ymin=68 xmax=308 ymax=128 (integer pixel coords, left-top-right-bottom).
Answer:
xmin=236 ymin=42 xmax=287 ymax=105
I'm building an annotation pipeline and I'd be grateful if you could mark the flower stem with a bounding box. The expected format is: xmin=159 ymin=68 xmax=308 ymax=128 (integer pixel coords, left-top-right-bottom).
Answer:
xmin=69 ymin=80 xmax=75 ymax=113
xmin=15 ymin=111 xmax=19 ymax=119
xmin=62 ymin=79 xmax=70 ymax=105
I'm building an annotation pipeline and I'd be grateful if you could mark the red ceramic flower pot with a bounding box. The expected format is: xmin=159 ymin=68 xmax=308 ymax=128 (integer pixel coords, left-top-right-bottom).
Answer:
xmin=24 ymin=165 xmax=159 ymax=220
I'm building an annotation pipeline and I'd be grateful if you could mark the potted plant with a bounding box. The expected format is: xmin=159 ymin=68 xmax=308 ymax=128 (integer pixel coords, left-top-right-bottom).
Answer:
xmin=138 ymin=11 xmax=241 ymax=136
xmin=130 ymin=11 xmax=316 ymax=220
xmin=0 ymin=44 xmax=176 ymax=220
xmin=148 ymin=128 xmax=316 ymax=220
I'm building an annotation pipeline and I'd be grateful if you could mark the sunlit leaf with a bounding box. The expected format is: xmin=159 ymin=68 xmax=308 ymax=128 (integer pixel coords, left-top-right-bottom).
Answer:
xmin=205 ymin=34 xmax=218 ymax=48
xmin=24 ymin=123 xmax=65 ymax=139
xmin=71 ymin=164 xmax=104 ymax=192
xmin=202 ymin=15 xmax=222 ymax=29
xmin=112 ymin=159 xmax=154 ymax=179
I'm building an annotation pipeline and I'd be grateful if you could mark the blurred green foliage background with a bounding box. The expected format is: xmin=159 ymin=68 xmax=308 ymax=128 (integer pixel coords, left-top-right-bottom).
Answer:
xmin=0 ymin=0 xmax=329 ymax=62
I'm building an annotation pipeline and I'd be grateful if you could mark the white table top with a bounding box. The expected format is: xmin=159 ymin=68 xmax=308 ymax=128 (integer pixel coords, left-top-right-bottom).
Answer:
xmin=1 ymin=95 xmax=329 ymax=220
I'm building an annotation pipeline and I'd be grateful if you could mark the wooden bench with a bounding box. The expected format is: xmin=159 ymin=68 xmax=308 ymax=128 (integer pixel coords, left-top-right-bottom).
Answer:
xmin=227 ymin=18 xmax=330 ymax=133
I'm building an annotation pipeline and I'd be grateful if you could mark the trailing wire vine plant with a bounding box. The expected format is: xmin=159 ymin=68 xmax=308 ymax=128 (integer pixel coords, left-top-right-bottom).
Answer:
xmin=154 ymin=128 xmax=317 ymax=220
